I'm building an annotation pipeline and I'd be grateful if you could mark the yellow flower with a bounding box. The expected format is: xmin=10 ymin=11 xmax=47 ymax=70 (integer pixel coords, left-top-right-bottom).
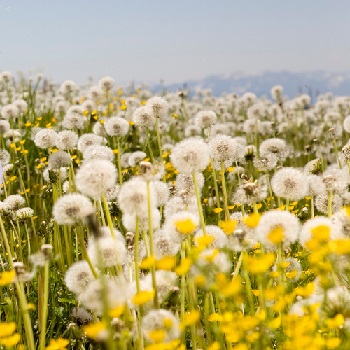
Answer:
xmin=268 ymin=316 xmax=281 ymax=329
xmin=244 ymin=253 xmax=275 ymax=274
xmin=45 ymin=338 xmax=69 ymax=350
xmin=175 ymin=218 xmax=197 ymax=235
xmin=208 ymin=342 xmax=220 ymax=350
xmin=220 ymin=277 xmax=242 ymax=297
xmin=0 ymin=270 xmax=16 ymax=286
xmin=243 ymin=213 xmax=261 ymax=228
xmin=329 ymin=239 xmax=350 ymax=254
xmin=156 ymin=256 xmax=176 ymax=270
xmin=83 ymin=322 xmax=106 ymax=339
xmin=310 ymin=225 xmax=330 ymax=241
xmin=325 ymin=314 xmax=344 ymax=328
xmin=0 ymin=322 xmax=16 ymax=337
xmin=267 ymin=226 xmax=284 ymax=244
xmin=148 ymin=329 xmax=165 ymax=343
xmin=140 ymin=256 xmax=156 ymax=269
xmin=132 ymin=290 xmax=155 ymax=305
xmin=194 ymin=274 xmax=206 ymax=286
xmin=109 ymin=305 xmax=125 ymax=318
xmin=213 ymin=207 xmax=223 ymax=213
xmin=195 ymin=235 xmax=214 ymax=248
xmin=174 ymin=258 xmax=192 ymax=276
xmin=181 ymin=310 xmax=200 ymax=328
xmin=219 ymin=219 xmax=238 ymax=235
xmin=0 ymin=333 xmax=20 ymax=347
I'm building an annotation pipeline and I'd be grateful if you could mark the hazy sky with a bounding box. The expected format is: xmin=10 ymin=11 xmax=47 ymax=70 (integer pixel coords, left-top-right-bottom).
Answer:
xmin=1 ymin=0 xmax=350 ymax=85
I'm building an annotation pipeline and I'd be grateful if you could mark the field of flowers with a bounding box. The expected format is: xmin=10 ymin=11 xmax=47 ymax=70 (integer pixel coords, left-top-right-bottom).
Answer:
xmin=0 ymin=71 xmax=350 ymax=349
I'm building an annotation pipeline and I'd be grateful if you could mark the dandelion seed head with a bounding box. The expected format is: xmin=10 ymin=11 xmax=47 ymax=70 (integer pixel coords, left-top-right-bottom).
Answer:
xmin=194 ymin=110 xmax=217 ymax=129
xmin=60 ymin=80 xmax=77 ymax=94
xmin=83 ymin=145 xmax=114 ymax=162
xmin=52 ymin=193 xmax=95 ymax=225
xmin=98 ymin=76 xmax=114 ymax=91
xmin=146 ymin=96 xmax=168 ymax=117
xmin=56 ymin=130 xmax=78 ymax=150
xmin=299 ymin=216 xmax=343 ymax=248
xmin=15 ymin=207 xmax=34 ymax=220
xmin=128 ymin=151 xmax=147 ymax=167
xmin=171 ymin=138 xmax=210 ymax=174
xmin=104 ymin=116 xmax=129 ymax=137
xmin=93 ymin=121 xmax=107 ymax=136
xmin=0 ymin=120 xmax=10 ymax=134
xmin=63 ymin=261 xmax=93 ymax=298
xmin=76 ymin=160 xmax=117 ymax=199
xmin=80 ymin=276 xmax=129 ymax=316
xmin=132 ymin=106 xmax=156 ymax=128
xmin=315 ymin=194 xmax=342 ymax=215
xmin=62 ymin=112 xmax=86 ymax=130
xmin=1 ymin=104 xmax=18 ymax=119
xmin=259 ymin=138 xmax=288 ymax=159
xmin=48 ymin=150 xmax=71 ymax=170
xmin=153 ymin=181 xmax=170 ymax=206
xmin=142 ymin=309 xmax=180 ymax=343
xmin=194 ymin=225 xmax=228 ymax=249
xmin=118 ymin=177 xmax=156 ymax=216
xmin=271 ymin=167 xmax=308 ymax=200
xmin=122 ymin=209 xmax=161 ymax=231
xmin=87 ymin=235 xmax=127 ymax=267
xmin=34 ymin=129 xmax=58 ymax=149
xmin=3 ymin=194 xmax=26 ymax=212
xmin=256 ymin=210 xmax=300 ymax=250
xmin=77 ymin=133 xmax=106 ymax=154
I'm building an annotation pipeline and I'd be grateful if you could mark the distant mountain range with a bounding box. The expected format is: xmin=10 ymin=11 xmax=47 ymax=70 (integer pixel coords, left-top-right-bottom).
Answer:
xmin=153 ymin=71 xmax=350 ymax=99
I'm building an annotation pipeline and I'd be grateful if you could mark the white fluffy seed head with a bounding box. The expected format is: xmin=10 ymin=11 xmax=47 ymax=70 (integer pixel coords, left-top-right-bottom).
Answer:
xmin=48 ymin=150 xmax=71 ymax=170
xmin=76 ymin=160 xmax=117 ymax=199
xmin=343 ymin=115 xmax=350 ymax=133
xmin=80 ymin=276 xmax=129 ymax=316
xmin=62 ymin=113 xmax=86 ymax=130
xmin=56 ymin=130 xmax=78 ymax=150
xmin=256 ymin=210 xmax=300 ymax=250
xmin=118 ymin=177 xmax=156 ymax=216
xmin=87 ymin=235 xmax=127 ymax=267
xmin=170 ymin=138 xmax=210 ymax=174
xmin=142 ymin=309 xmax=180 ymax=343
xmin=209 ymin=135 xmax=244 ymax=169
xmin=64 ymin=260 xmax=95 ymax=295
xmin=132 ymin=106 xmax=156 ymax=128
xmin=194 ymin=225 xmax=228 ymax=249
xmin=34 ymin=129 xmax=58 ymax=149
xmin=194 ymin=110 xmax=217 ymax=129
xmin=77 ymin=133 xmax=106 ymax=153
xmin=83 ymin=145 xmax=114 ymax=162
xmin=146 ymin=96 xmax=168 ymax=117
xmin=259 ymin=138 xmax=288 ymax=159
xmin=104 ymin=116 xmax=129 ymax=137
xmin=271 ymin=167 xmax=308 ymax=200
xmin=52 ymin=193 xmax=95 ymax=225
xmin=299 ymin=216 xmax=343 ymax=248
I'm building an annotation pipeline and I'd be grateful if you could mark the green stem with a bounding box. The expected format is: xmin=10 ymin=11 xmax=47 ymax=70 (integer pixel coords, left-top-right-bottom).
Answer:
xmin=221 ymin=162 xmax=230 ymax=220
xmin=192 ymin=172 xmax=206 ymax=235
xmin=117 ymin=137 xmax=123 ymax=185
xmin=39 ymin=262 xmax=50 ymax=350
xmin=146 ymin=180 xmax=159 ymax=309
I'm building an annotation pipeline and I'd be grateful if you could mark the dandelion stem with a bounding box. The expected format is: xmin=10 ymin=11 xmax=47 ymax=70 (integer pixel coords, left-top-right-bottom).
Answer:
xmin=146 ymin=180 xmax=159 ymax=309
xmin=192 ymin=172 xmax=206 ymax=235
xmin=39 ymin=262 xmax=50 ymax=350
xmin=221 ymin=162 xmax=230 ymax=220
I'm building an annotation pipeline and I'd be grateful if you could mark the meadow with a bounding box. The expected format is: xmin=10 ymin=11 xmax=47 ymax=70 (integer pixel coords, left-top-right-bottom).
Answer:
xmin=0 ymin=71 xmax=350 ymax=349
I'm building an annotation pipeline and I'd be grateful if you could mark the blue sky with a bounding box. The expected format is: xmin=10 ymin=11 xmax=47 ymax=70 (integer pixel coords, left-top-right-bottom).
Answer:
xmin=1 ymin=0 xmax=350 ymax=84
